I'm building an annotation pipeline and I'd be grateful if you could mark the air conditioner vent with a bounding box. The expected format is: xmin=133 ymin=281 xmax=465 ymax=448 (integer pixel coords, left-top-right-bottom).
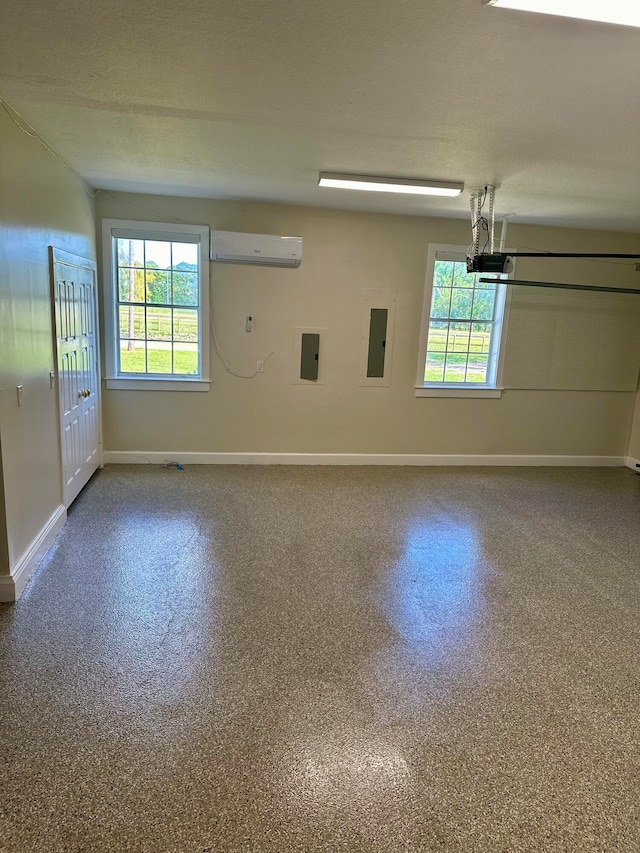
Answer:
xmin=210 ymin=231 xmax=302 ymax=268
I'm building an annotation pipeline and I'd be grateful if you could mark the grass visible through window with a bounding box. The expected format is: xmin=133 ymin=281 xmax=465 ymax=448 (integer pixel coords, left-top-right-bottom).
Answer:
xmin=120 ymin=344 xmax=198 ymax=375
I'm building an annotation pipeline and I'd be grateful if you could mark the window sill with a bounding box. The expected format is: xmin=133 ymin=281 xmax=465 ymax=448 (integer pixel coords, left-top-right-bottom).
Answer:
xmin=415 ymin=386 xmax=503 ymax=398
xmin=105 ymin=377 xmax=211 ymax=392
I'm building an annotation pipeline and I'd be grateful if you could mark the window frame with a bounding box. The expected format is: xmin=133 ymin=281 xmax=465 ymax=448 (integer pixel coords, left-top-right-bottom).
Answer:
xmin=102 ymin=219 xmax=211 ymax=391
xmin=415 ymin=243 xmax=513 ymax=398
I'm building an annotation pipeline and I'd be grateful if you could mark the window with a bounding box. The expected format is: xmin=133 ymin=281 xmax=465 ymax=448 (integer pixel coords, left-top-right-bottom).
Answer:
xmin=102 ymin=220 xmax=210 ymax=390
xmin=415 ymin=244 xmax=511 ymax=397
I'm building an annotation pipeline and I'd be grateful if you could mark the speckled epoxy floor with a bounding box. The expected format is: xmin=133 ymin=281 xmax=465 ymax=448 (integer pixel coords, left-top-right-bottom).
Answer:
xmin=1 ymin=465 xmax=639 ymax=852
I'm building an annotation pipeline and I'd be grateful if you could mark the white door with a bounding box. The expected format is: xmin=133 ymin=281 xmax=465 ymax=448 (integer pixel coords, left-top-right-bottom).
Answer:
xmin=50 ymin=248 xmax=101 ymax=507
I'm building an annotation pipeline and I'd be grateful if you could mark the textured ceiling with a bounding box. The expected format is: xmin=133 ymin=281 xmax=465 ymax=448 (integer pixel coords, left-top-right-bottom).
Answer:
xmin=1 ymin=0 xmax=639 ymax=230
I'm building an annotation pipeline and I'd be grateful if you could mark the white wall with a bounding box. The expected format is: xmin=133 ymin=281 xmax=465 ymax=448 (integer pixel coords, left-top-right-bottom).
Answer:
xmin=96 ymin=193 xmax=640 ymax=458
xmin=0 ymin=107 xmax=96 ymax=583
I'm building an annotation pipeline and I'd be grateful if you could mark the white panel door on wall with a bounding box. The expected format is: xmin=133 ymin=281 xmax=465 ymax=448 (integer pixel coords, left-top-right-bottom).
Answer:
xmin=50 ymin=248 xmax=101 ymax=507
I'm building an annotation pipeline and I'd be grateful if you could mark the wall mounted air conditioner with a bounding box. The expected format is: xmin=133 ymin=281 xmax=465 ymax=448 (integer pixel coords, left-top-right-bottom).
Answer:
xmin=210 ymin=230 xmax=303 ymax=267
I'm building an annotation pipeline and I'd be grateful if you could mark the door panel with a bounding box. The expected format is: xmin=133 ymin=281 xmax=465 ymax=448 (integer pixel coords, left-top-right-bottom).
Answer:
xmin=50 ymin=249 xmax=101 ymax=508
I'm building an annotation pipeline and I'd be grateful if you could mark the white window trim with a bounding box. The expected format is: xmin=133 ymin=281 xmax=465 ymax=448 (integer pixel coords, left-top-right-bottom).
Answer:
xmin=414 ymin=387 xmax=503 ymax=398
xmin=415 ymin=243 xmax=513 ymax=398
xmin=102 ymin=219 xmax=211 ymax=391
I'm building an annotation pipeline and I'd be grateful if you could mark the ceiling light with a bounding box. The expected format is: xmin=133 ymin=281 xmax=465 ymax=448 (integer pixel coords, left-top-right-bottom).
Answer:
xmin=482 ymin=0 xmax=640 ymax=28
xmin=318 ymin=173 xmax=464 ymax=197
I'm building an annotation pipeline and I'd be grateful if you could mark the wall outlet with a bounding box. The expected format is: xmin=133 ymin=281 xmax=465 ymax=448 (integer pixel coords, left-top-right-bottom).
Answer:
xmin=256 ymin=360 xmax=264 ymax=373
xmin=246 ymin=315 xmax=254 ymax=332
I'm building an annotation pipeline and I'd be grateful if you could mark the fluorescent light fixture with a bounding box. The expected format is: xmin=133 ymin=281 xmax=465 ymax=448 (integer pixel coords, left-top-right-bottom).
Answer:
xmin=318 ymin=173 xmax=464 ymax=197
xmin=482 ymin=0 xmax=640 ymax=28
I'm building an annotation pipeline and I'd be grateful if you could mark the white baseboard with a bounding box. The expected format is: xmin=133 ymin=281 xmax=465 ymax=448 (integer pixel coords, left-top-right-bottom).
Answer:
xmin=103 ymin=451 xmax=627 ymax=468
xmin=626 ymin=456 xmax=640 ymax=472
xmin=0 ymin=505 xmax=66 ymax=603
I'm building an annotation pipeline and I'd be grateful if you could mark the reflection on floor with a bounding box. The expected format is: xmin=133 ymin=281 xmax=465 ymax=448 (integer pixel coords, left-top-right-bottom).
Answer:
xmin=1 ymin=465 xmax=639 ymax=852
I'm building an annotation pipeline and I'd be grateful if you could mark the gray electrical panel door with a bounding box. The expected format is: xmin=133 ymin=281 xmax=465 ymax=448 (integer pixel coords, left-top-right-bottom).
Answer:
xmin=366 ymin=308 xmax=388 ymax=378
xmin=300 ymin=332 xmax=320 ymax=381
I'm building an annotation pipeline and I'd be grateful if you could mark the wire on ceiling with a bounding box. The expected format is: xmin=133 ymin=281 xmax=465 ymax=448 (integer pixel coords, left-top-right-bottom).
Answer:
xmin=0 ymin=95 xmax=98 ymax=198
xmin=2 ymin=93 xmax=278 ymax=379
xmin=99 ymin=191 xmax=202 ymax=225
xmin=468 ymin=187 xmax=495 ymax=260
xmin=5 ymin=93 xmax=636 ymax=271
xmin=1 ymin=94 xmax=199 ymax=223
